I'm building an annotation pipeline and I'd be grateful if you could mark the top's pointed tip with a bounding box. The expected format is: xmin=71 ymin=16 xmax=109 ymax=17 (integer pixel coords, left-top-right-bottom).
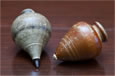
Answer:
xmin=53 ymin=54 xmax=58 ymax=60
xmin=33 ymin=59 xmax=40 ymax=69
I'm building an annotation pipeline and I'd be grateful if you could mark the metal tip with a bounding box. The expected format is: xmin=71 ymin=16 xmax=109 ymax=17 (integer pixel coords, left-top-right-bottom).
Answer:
xmin=33 ymin=59 xmax=40 ymax=69
xmin=53 ymin=54 xmax=58 ymax=60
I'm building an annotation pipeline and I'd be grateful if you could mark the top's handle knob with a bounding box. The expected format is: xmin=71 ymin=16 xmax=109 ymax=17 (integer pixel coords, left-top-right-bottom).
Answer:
xmin=92 ymin=21 xmax=108 ymax=42
xmin=21 ymin=8 xmax=35 ymax=14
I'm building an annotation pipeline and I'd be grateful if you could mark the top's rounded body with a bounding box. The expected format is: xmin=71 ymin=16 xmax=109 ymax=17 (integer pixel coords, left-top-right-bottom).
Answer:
xmin=53 ymin=21 xmax=107 ymax=61
xmin=11 ymin=9 xmax=51 ymax=68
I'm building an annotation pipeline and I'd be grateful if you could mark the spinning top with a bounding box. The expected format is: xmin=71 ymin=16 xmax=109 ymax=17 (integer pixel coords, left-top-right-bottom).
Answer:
xmin=53 ymin=21 xmax=108 ymax=61
xmin=11 ymin=8 xmax=51 ymax=68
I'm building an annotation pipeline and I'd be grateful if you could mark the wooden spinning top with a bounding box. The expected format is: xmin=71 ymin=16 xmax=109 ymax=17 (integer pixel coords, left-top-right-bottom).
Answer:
xmin=11 ymin=8 xmax=51 ymax=68
xmin=53 ymin=21 xmax=108 ymax=61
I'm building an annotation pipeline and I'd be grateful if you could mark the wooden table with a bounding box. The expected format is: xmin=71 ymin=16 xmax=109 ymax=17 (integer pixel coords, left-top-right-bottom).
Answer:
xmin=1 ymin=1 xmax=114 ymax=75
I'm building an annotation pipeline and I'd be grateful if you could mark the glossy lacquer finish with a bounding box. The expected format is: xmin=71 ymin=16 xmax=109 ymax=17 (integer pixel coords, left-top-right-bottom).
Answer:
xmin=1 ymin=1 xmax=114 ymax=75
xmin=53 ymin=21 xmax=107 ymax=61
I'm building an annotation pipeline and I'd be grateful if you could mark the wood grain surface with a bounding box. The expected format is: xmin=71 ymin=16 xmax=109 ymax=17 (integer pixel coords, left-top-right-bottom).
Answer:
xmin=1 ymin=1 xmax=114 ymax=76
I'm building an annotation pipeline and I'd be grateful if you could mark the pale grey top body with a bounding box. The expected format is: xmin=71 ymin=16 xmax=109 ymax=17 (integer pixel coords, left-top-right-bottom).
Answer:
xmin=11 ymin=9 xmax=51 ymax=60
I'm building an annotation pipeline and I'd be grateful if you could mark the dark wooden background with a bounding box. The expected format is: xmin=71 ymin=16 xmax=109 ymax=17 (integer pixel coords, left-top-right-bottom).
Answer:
xmin=1 ymin=1 xmax=114 ymax=76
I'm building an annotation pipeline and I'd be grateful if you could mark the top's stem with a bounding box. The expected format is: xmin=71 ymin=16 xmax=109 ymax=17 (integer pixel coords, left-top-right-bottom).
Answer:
xmin=21 ymin=8 xmax=35 ymax=14
xmin=92 ymin=21 xmax=108 ymax=42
